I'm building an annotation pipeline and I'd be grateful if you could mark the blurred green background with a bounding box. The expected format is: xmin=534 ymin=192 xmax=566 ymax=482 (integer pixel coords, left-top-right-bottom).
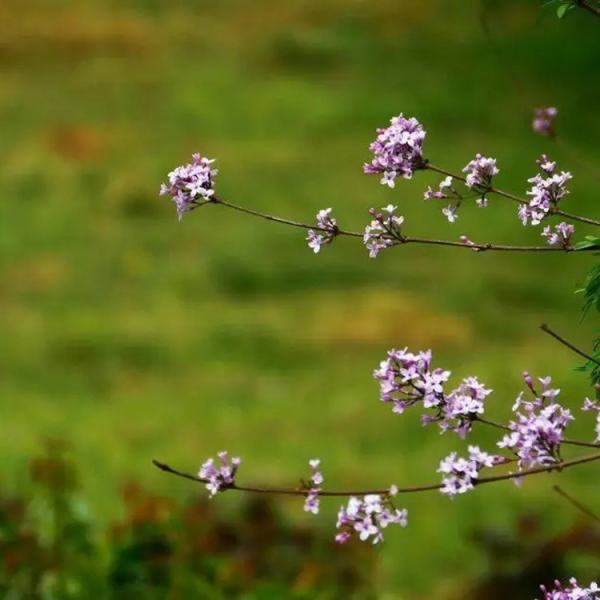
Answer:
xmin=1 ymin=0 xmax=600 ymax=597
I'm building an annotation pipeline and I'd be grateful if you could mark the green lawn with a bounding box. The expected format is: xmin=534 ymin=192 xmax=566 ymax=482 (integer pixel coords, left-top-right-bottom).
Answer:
xmin=1 ymin=0 xmax=599 ymax=596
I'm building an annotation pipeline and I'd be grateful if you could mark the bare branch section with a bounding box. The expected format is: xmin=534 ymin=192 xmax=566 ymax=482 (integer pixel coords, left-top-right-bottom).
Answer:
xmin=577 ymin=0 xmax=600 ymax=18
xmin=193 ymin=198 xmax=595 ymax=254
xmin=154 ymin=452 xmax=600 ymax=499
xmin=554 ymin=485 xmax=600 ymax=525
xmin=540 ymin=323 xmax=600 ymax=366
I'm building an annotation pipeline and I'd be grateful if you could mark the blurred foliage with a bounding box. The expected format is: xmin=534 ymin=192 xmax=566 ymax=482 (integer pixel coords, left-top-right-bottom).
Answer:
xmin=0 ymin=444 xmax=377 ymax=599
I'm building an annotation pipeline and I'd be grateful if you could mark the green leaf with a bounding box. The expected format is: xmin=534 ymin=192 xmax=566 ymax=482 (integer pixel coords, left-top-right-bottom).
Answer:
xmin=556 ymin=2 xmax=571 ymax=18
xmin=575 ymin=236 xmax=600 ymax=251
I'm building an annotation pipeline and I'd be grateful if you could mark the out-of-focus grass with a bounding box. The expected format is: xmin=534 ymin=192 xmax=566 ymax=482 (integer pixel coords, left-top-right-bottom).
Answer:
xmin=0 ymin=0 xmax=599 ymax=596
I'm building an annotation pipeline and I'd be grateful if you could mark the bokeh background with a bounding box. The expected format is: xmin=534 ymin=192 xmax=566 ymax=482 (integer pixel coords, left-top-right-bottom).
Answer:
xmin=1 ymin=0 xmax=600 ymax=597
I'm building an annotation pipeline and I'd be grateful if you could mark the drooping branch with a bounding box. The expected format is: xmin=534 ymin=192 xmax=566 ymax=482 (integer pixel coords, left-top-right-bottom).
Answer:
xmin=426 ymin=164 xmax=600 ymax=227
xmin=153 ymin=451 xmax=600 ymax=499
xmin=192 ymin=198 xmax=594 ymax=254
xmin=554 ymin=485 xmax=600 ymax=524
xmin=540 ymin=323 xmax=600 ymax=366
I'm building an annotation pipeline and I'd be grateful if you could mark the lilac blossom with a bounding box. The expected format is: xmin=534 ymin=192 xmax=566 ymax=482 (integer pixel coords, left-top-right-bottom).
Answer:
xmin=160 ymin=153 xmax=218 ymax=219
xmin=539 ymin=578 xmax=600 ymax=599
xmin=303 ymin=458 xmax=324 ymax=515
xmin=462 ymin=154 xmax=499 ymax=195
xmin=498 ymin=375 xmax=573 ymax=471
xmin=438 ymin=446 xmax=505 ymax=497
xmin=363 ymin=205 xmax=405 ymax=258
xmin=373 ymin=347 xmax=492 ymax=437
xmin=519 ymin=156 xmax=572 ymax=226
xmin=335 ymin=495 xmax=408 ymax=545
xmin=542 ymin=222 xmax=575 ymax=248
xmin=306 ymin=208 xmax=339 ymax=254
xmin=532 ymin=107 xmax=558 ymax=137
xmin=582 ymin=397 xmax=600 ymax=443
xmin=199 ymin=451 xmax=241 ymax=497
xmin=442 ymin=205 xmax=458 ymax=223
xmin=424 ymin=176 xmax=454 ymax=200
xmin=363 ymin=114 xmax=426 ymax=186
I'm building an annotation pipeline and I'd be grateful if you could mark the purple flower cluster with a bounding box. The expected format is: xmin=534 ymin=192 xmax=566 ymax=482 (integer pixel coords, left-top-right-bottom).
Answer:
xmin=462 ymin=154 xmax=499 ymax=196
xmin=519 ymin=156 xmax=572 ymax=226
xmin=160 ymin=153 xmax=218 ymax=219
xmin=303 ymin=458 xmax=324 ymax=515
xmin=438 ymin=446 xmax=504 ymax=497
xmin=199 ymin=451 xmax=241 ymax=497
xmin=363 ymin=114 xmax=426 ymax=187
xmin=582 ymin=398 xmax=600 ymax=443
xmin=542 ymin=222 xmax=575 ymax=248
xmin=532 ymin=107 xmax=558 ymax=137
xmin=373 ymin=348 xmax=492 ymax=438
xmin=306 ymin=208 xmax=338 ymax=253
xmin=498 ymin=375 xmax=573 ymax=471
xmin=363 ymin=205 xmax=405 ymax=258
xmin=335 ymin=495 xmax=408 ymax=545
xmin=539 ymin=578 xmax=599 ymax=599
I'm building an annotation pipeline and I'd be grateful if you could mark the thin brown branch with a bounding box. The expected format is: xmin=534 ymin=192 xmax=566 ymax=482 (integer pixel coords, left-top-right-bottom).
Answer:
xmin=554 ymin=485 xmax=600 ymax=525
xmin=540 ymin=323 xmax=600 ymax=367
xmin=196 ymin=198 xmax=593 ymax=254
xmin=577 ymin=0 xmax=600 ymax=17
xmin=153 ymin=451 xmax=600 ymax=499
xmin=425 ymin=164 xmax=600 ymax=227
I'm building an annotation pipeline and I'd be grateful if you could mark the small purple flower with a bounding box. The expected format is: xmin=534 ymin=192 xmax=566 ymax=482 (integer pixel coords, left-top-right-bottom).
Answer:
xmin=303 ymin=458 xmax=324 ymax=515
xmin=519 ymin=156 xmax=572 ymax=226
xmin=306 ymin=208 xmax=338 ymax=254
xmin=582 ymin=398 xmax=600 ymax=443
xmin=363 ymin=205 xmax=405 ymax=258
xmin=442 ymin=205 xmax=458 ymax=223
xmin=160 ymin=153 xmax=218 ymax=219
xmin=542 ymin=222 xmax=575 ymax=248
xmin=199 ymin=451 xmax=241 ymax=497
xmin=424 ymin=176 xmax=454 ymax=200
xmin=335 ymin=495 xmax=407 ymax=545
xmin=498 ymin=375 xmax=573 ymax=471
xmin=439 ymin=445 xmax=505 ymax=497
xmin=532 ymin=107 xmax=558 ymax=137
xmin=538 ymin=578 xmax=599 ymax=599
xmin=363 ymin=114 xmax=426 ymax=186
xmin=462 ymin=154 xmax=499 ymax=195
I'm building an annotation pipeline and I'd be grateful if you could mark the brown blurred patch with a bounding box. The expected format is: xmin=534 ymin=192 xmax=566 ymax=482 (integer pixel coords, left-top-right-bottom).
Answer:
xmin=3 ymin=254 xmax=68 ymax=295
xmin=302 ymin=288 xmax=471 ymax=349
xmin=45 ymin=125 xmax=107 ymax=162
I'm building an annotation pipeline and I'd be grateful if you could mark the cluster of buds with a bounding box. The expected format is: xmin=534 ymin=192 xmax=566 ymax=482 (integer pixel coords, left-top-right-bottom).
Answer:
xmin=198 ymin=451 xmax=241 ymax=497
xmin=363 ymin=205 xmax=405 ymax=258
xmin=498 ymin=375 xmax=573 ymax=471
xmin=462 ymin=153 xmax=499 ymax=200
xmin=335 ymin=493 xmax=407 ymax=545
xmin=363 ymin=114 xmax=426 ymax=186
xmin=438 ymin=446 xmax=506 ymax=497
xmin=539 ymin=578 xmax=599 ymax=599
xmin=306 ymin=208 xmax=339 ymax=253
xmin=542 ymin=222 xmax=575 ymax=248
xmin=303 ymin=459 xmax=324 ymax=514
xmin=532 ymin=107 xmax=558 ymax=137
xmin=373 ymin=347 xmax=492 ymax=438
xmin=160 ymin=153 xmax=217 ymax=219
xmin=519 ymin=156 xmax=572 ymax=226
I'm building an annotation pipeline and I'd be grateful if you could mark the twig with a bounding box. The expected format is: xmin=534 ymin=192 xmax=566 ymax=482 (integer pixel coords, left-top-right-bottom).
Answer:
xmin=577 ymin=0 xmax=600 ymax=18
xmin=153 ymin=452 xmax=600 ymax=499
xmin=194 ymin=198 xmax=594 ymax=254
xmin=540 ymin=323 xmax=600 ymax=366
xmin=425 ymin=164 xmax=600 ymax=227
xmin=554 ymin=485 xmax=600 ymax=525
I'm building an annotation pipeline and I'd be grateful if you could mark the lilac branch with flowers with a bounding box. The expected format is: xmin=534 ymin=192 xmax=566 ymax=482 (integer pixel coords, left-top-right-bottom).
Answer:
xmin=156 ymin=104 xmax=600 ymax=595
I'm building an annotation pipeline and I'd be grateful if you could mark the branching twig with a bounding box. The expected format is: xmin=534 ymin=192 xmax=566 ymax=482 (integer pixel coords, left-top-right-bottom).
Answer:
xmin=554 ymin=485 xmax=600 ymax=524
xmin=153 ymin=452 xmax=600 ymax=498
xmin=194 ymin=198 xmax=594 ymax=254
xmin=426 ymin=164 xmax=600 ymax=227
xmin=540 ymin=323 xmax=600 ymax=366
